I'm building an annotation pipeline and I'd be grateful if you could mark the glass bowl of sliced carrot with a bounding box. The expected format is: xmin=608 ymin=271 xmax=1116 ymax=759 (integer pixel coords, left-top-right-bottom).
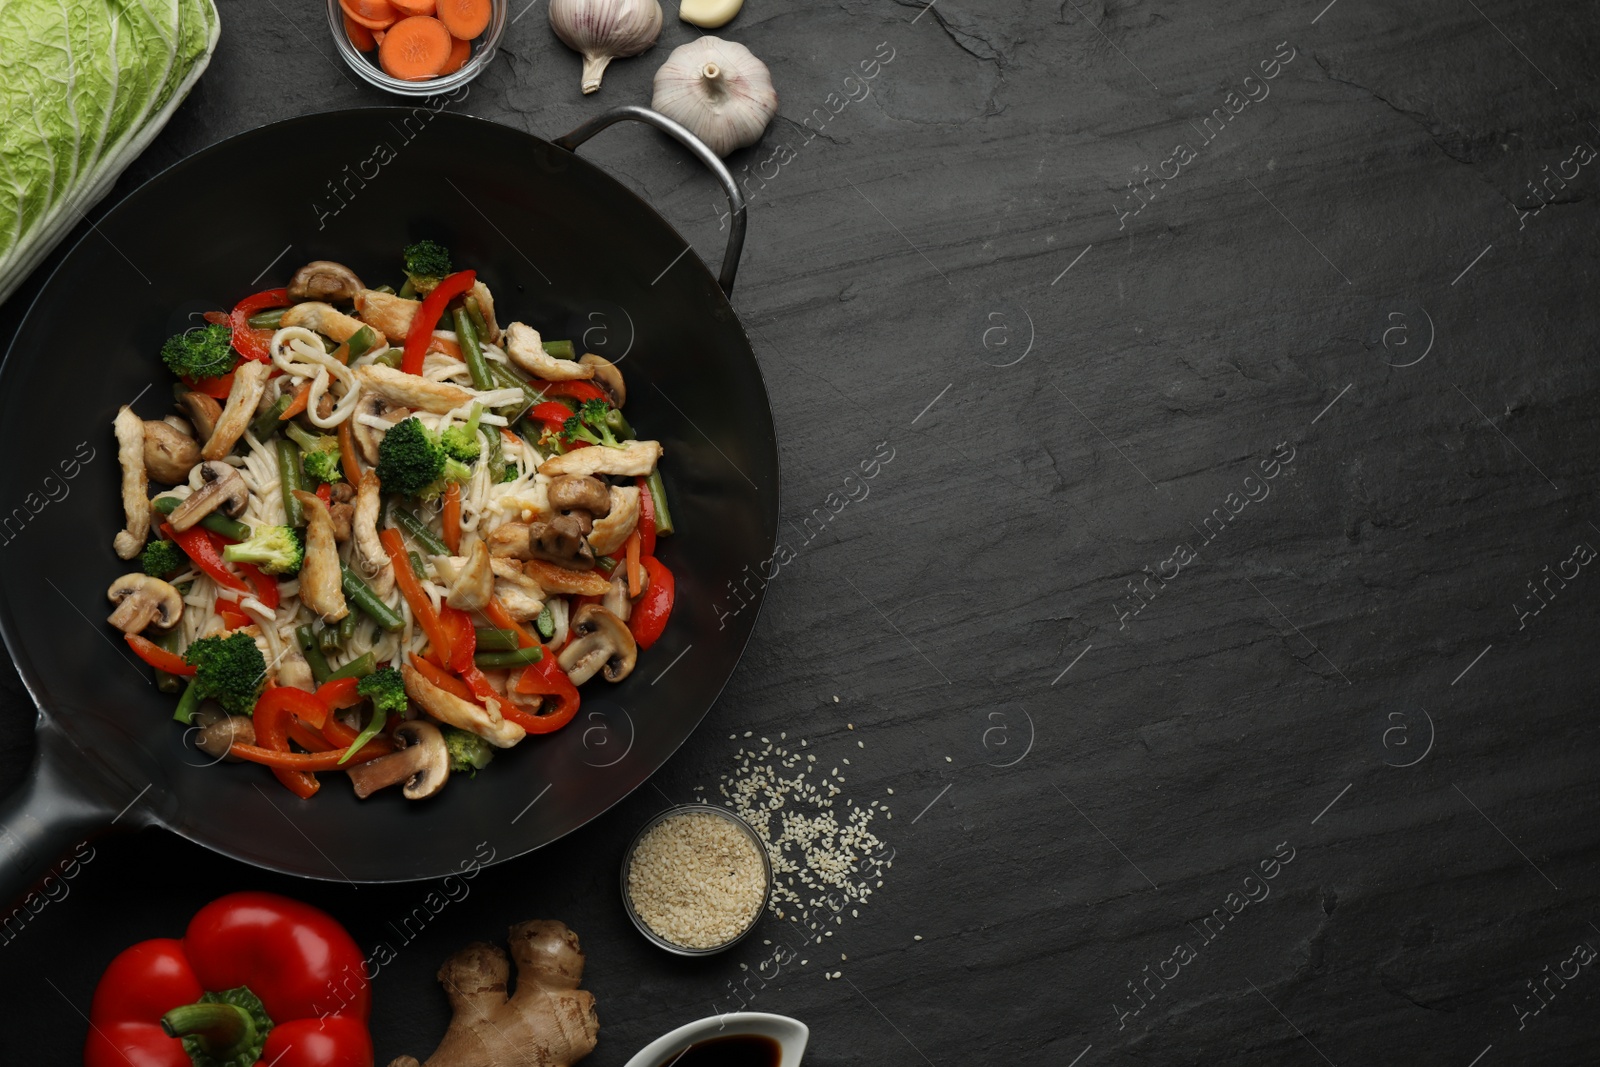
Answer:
xmin=328 ymin=0 xmax=504 ymax=95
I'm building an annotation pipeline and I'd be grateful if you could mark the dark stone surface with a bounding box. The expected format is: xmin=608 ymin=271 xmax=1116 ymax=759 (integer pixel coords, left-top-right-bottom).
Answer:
xmin=2 ymin=0 xmax=1598 ymax=1064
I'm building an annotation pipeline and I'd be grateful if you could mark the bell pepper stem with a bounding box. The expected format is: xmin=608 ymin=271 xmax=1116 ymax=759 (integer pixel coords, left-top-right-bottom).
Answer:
xmin=160 ymin=1001 xmax=257 ymax=1058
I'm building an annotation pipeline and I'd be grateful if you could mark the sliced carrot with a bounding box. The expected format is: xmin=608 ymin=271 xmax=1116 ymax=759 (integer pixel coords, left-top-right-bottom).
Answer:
xmin=426 ymin=334 xmax=462 ymax=358
xmin=337 ymin=421 xmax=361 ymax=484
xmin=379 ymin=15 xmax=453 ymax=80
xmin=339 ymin=0 xmax=398 ymax=30
xmin=373 ymin=27 xmax=386 ymax=45
xmin=390 ymin=0 xmax=436 ymax=14
xmin=438 ymin=33 xmax=472 ymax=75
xmin=625 ymin=529 xmax=642 ymax=598
xmin=279 ymin=380 xmax=312 ymax=421
xmin=343 ymin=11 xmax=377 ymax=50
xmin=350 ymin=0 xmax=399 ymax=20
xmin=436 ymin=0 xmax=490 ymax=40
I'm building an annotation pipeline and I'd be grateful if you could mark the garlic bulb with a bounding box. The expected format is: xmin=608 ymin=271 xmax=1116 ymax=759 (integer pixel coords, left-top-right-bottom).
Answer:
xmin=651 ymin=37 xmax=777 ymax=158
xmin=679 ymin=0 xmax=742 ymax=28
xmin=549 ymin=0 xmax=664 ymax=94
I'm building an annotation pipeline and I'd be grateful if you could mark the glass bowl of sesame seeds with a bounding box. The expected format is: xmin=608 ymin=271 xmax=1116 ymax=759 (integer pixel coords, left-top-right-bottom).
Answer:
xmin=623 ymin=804 xmax=773 ymax=956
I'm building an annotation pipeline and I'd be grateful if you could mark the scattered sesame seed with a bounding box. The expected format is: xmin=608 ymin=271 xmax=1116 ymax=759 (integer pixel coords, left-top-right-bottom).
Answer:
xmin=887 ymin=788 xmax=894 ymax=794
xmin=858 ymin=741 xmax=864 ymax=748
xmin=914 ymin=935 xmax=923 ymax=941
xmin=744 ymin=731 xmax=753 ymax=737
xmin=841 ymin=954 xmax=848 ymax=960
xmin=833 ymin=696 xmax=839 ymax=702
xmin=832 ymin=970 xmax=842 ymax=978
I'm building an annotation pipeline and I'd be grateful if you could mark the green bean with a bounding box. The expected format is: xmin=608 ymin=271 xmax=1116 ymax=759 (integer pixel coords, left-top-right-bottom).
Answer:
xmin=542 ymin=339 xmax=576 ymax=360
xmin=153 ymin=630 xmax=185 ymax=694
xmin=318 ymin=623 xmax=342 ymax=654
xmin=338 ymin=611 xmax=358 ymax=644
xmin=152 ymin=495 xmax=251 ymax=542
xmin=488 ymin=362 xmax=548 ymax=411
xmin=397 ymin=278 xmax=417 ymax=300
xmin=250 ymin=394 xmax=293 ymax=440
xmin=392 ymin=508 xmax=449 ymax=555
xmin=486 ymin=422 xmax=507 ymax=482
xmin=474 ymin=627 xmax=520 ymax=652
xmin=453 ymin=308 xmax=493 ymax=390
xmin=409 ymin=551 xmax=426 ymax=581
xmin=535 ymin=604 xmax=555 ymax=640
xmin=277 ymin=439 xmax=305 ymax=526
xmin=373 ymin=348 xmax=403 ymax=369
xmin=464 ymin=295 xmax=489 ymax=339
xmin=646 ymin=469 xmax=674 ymax=536
xmin=296 ymin=626 xmax=333 ymax=684
xmin=596 ymin=555 xmax=617 ymax=572
xmin=247 ymin=308 xmax=285 ymax=330
xmin=604 ymin=408 xmax=635 ymax=441
xmin=326 ymin=652 xmax=376 ymax=682
xmin=474 ymin=646 xmax=544 ymax=670
xmin=173 ymin=679 xmax=202 ymax=724
xmin=344 ymin=325 xmax=376 ymax=363
xmin=340 ymin=564 xmax=404 ymax=632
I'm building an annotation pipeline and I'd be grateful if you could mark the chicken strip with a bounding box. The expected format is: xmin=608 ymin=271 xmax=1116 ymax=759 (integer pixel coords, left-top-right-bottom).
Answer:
xmin=277 ymin=650 xmax=316 ymax=692
xmin=537 ymin=440 xmax=663 ymax=478
xmin=355 ymin=364 xmax=474 ymax=415
xmin=587 ymin=486 xmax=640 ymax=556
xmin=469 ymin=281 xmax=502 ymax=345
xmin=112 ymin=406 xmax=149 ymax=560
xmin=201 ymin=360 xmax=271 ymax=460
xmin=280 ymin=301 xmax=367 ymax=343
xmin=523 ymin=558 xmax=611 ymax=596
xmin=436 ymin=541 xmax=493 ymax=610
xmin=505 ymin=322 xmax=596 ymax=381
xmin=490 ymin=558 xmax=545 ymax=621
xmin=292 ymin=490 xmax=348 ymax=622
xmin=353 ymin=288 xmax=420 ymax=343
xmin=351 ymin=470 xmax=393 ymax=597
xmin=402 ymin=663 xmax=526 ymax=748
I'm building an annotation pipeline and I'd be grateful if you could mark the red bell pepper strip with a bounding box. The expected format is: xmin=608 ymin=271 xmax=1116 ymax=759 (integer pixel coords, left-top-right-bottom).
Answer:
xmin=402 ymin=270 xmax=475 ymax=375
xmin=381 ymin=528 xmax=452 ymax=665
xmin=237 ymin=563 xmax=280 ymax=610
xmin=287 ymin=719 xmax=335 ymax=753
xmin=126 ymin=633 xmax=197 ymax=676
xmin=636 ymin=475 xmax=657 ymax=558
xmin=629 ymin=555 xmax=675 ymax=650
xmin=254 ymin=686 xmax=328 ymax=796
xmin=530 ymin=401 xmax=577 ymax=434
xmin=539 ymin=380 xmax=609 ymax=406
xmin=314 ymin=710 xmax=397 ymax=757
xmin=317 ymin=676 xmax=364 ymax=712
xmin=164 ymin=522 xmax=248 ymax=593
xmin=84 ymin=892 xmax=374 ymax=1067
xmin=511 ymin=654 xmax=581 ymax=734
xmin=408 ymin=652 xmax=474 ymax=701
xmin=229 ymin=288 xmax=290 ymax=363
xmin=442 ymin=607 xmax=501 ymax=705
xmin=227 ymin=742 xmax=389 ymax=772
xmin=316 ymin=482 xmax=333 ymax=505
xmin=182 ymin=371 xmax=234 ymax=399
xmin=215 ymin=599 xmax=253 ymax=632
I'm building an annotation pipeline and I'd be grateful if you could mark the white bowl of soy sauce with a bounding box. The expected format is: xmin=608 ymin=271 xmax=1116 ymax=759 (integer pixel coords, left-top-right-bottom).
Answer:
xmin=622 ymin=1012 xmax=808 ymax=1067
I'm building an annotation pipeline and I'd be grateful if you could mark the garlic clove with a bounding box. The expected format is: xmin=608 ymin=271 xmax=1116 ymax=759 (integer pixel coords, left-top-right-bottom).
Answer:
xmin=679 ymin=0 xmax=743 ymax=29
xmin=549 ymin=0 xmax=664 ymax=95
xmin=651 ymin=37 xmax=777 ymax=158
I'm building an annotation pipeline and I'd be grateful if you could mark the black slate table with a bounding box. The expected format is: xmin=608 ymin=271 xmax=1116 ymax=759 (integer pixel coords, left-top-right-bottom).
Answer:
xmin=3 ymin=0 xmax=1599 ymax=1064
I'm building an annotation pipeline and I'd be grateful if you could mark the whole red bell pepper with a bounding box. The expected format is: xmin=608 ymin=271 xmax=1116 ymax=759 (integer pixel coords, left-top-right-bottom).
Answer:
xmin=402 ymin=270 xmax=475 ymax=375
xmin=84 ymin=892 xmax=372 ymax=1067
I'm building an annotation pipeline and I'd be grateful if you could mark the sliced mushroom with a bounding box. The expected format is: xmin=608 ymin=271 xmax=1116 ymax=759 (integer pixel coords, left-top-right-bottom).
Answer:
xmin=177 ymin=391 xmax=222 ymax=443
xmin=579 ymin=353 xmax=626 ymax=407
xmin=330 ymin=481 xmax=356 ymax=504
xmin=287 ymin=261 xmax=365 ymax=305
xmin=558 ymin=605 xmax=637 ymax=685
xmin=167 ymin=461 xmax=248 ymax=532
xmin=522 ymin=559 xmax=611 ymax=597
xmin=106 ymin=574 xmax=183 ymax=634
xmin=141 ymin=420 xmax=200 ymax=486
xmin=526 ymin=514 xmax=595 ymax=570
xmin=402 ymin=663 xmax=526 ymax=748
xmin=201 ymin=360 xmax=271 ymax=461
xmin=192 ymin=708 xmax=255 ymax=762
xmin=353 ymin=288 xmax=420 ymax=343
xmin=281 ymin=301 xmax=367 ymax=343
xmin=469 ymin=280 xmax=502 ymax=344
xmin=538 ymin=440 xmax=662 ymax=479
xmin=547 ymin=475 xmax=611 ymax=519
xmin=356 ymin=364 xmax=474 ymax=415
xmin=437 ymin=541 xmax=494 ymax=610
xmin=491 ymin=558 xmax=545 ymax=621
xmin=347 ymin=720 xmax=450 ymax=800
xmin=587 ymin=486 xmax=640 ymax=556
xmin=505 ymin=322 xmax=597 ymax=381
xmin=352 ymin=394 xmax=408 ymax=466
xmin=294 ymin=490 xmax=349 ymax=622
xmin=112 ymin=406 xmax=150 ymax=560
xmin=602 ymin=567 xmax=647 ymax=622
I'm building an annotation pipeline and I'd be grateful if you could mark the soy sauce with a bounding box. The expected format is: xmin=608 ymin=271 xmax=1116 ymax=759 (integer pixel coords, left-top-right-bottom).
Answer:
xmin=659 ymin=1033 xmax=782 ymax=1067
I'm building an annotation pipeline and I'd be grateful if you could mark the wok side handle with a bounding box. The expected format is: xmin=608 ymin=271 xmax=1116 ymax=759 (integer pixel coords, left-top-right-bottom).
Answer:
xmin=0 ymin=725 xmax=115 ymax=909
xmin=554 ymin=105 xmax=748 ymax=296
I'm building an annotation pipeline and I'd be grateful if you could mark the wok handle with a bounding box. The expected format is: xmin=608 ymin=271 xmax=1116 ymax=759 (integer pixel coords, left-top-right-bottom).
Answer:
xmin=0 ymin=724 xmax=114 ymax=908
xmin=554 ymin=105 xmax=748 ymax=296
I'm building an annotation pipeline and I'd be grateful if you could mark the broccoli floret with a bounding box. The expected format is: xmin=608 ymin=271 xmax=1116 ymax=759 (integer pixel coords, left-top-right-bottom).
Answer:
xmin=402 ymin=240 xmax=452 ymax=293
xmin=185 ymin=632 xmax=267 ymax=717
xmin=561 ymin=398 xmax=623 ymax=449
xmin=440 ymin=404 xmax=483 ymax=464
xmin=221 ymin=525 xmax=304 ymax=576
xmin=419 ymin=458 xmax=472 ymax=504
xmin=357 ymin=667 xmax=408 ymax=717
xmin=375 ymin=417 xmax=447 ymax=497
xmin=161 ymin=322 xmax=238 ymax=381
xmin=442 ymin=726 xmax=494 ymax=776
xmin=499 ymin=464 xmax=520 ymax=483
xmin=141 ymin=539 xmax=185 ymax=577
xmin=285 ymin=423 xmax=345 ymax=485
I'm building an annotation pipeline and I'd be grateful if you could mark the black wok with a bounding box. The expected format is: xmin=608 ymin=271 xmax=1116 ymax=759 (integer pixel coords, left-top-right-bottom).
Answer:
xmin=0 ymin=107 xmax=778 ymax=901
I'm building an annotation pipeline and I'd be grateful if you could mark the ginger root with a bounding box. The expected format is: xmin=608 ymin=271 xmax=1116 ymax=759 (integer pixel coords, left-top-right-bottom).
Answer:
xmin=389 ymin=920 xmax=599 ymax=1067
